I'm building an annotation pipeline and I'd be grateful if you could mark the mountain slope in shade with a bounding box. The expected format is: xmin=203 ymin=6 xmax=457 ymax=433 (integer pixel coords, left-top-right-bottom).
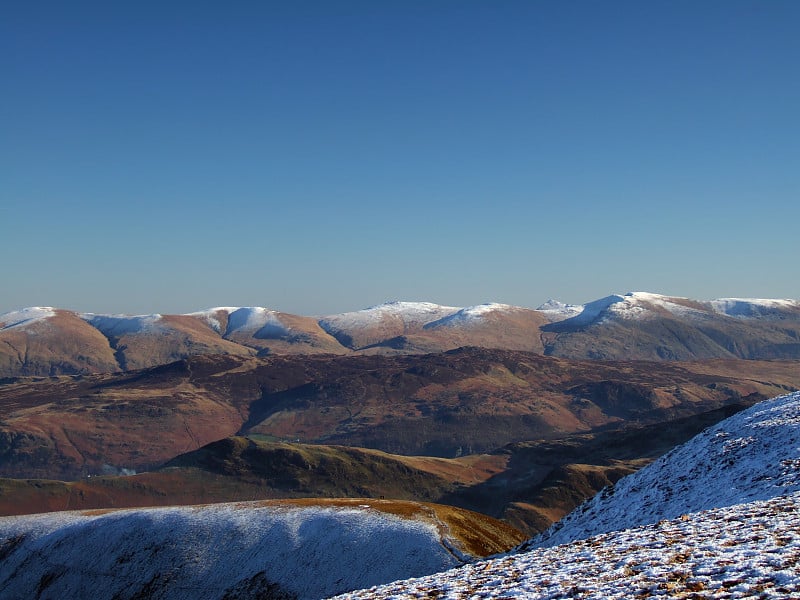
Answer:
xmin=0 ymin=499 xmax=524 ymax=600
xmin=524 ymin=390 xmax=800 ymax=550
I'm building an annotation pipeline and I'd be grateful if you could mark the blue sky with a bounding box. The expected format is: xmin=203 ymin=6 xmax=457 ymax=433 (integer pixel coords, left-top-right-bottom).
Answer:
xmin=3 ymin=1 xmax=799 ymax=315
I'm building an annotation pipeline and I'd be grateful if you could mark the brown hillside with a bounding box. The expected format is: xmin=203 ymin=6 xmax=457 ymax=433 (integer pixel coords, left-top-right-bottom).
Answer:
xmin=0 ymin=310 xmax=120 ymax=376
xmin=1 ymin=350 xmax=798 ymax=480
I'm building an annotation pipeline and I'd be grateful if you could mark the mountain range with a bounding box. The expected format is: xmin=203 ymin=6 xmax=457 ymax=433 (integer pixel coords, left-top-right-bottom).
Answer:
xmin=3 ymin=292 xmax=800 ymax=377
xmin=3 ymin=291 xmax=800 ymax=597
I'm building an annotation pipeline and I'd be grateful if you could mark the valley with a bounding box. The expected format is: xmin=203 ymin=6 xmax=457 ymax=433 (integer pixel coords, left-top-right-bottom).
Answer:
xmin=1 ymin=348 xmax=796 ymax=480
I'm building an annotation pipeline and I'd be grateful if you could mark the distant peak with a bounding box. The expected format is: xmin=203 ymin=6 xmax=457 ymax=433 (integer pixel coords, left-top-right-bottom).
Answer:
xmin=0 ymin=307 xmax=57 ymax=330
xmin=363 ymin=301 xmax=456 ymax=312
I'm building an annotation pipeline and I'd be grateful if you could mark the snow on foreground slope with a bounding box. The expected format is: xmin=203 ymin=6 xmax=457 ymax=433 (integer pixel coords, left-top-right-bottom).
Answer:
xmin=337 ymin=492 xmax=800 ymax=599
xmin=340 ymin=392 xmax=800 ymax=599
xmin=0 ymin=502 xmax=467 ymax=600
xmin=526 ymin=390 xmax=800 ymax=549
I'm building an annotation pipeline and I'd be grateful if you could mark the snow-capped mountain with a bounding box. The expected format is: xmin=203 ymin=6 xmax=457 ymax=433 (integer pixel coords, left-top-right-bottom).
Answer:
xmin=539 ymin=291 xmax=800 ymax=326
xmin=0 ymin=499 xmax=519 ymax=600
xmin=318 ymin=301 xmax=545 ymax=352
xmin=338 ymin=391 xmax=800 ymax=598
xmin=2 ymin=292 xmax=800 ymax=376
xmin=0 ymin=307 xmax=58 ymax=330
xmin=540 ymin=292 xmax=800 ymax=361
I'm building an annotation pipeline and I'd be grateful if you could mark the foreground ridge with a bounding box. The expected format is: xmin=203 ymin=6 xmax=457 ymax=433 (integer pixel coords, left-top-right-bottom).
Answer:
xmin=526 ymin=390 xmax=800 ymax=549
xmin=0 ymin=499 xmax=516 ymax=599
xmin=337 ymin=392 xmax=800 ymax=598
xmin=336 ymin=492 xmax=800 ymax=599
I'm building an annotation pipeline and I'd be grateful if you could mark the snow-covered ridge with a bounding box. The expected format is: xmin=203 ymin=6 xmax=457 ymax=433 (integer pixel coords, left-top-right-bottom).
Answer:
xmin=527 ymin=390 xmax=800 ymax=549
xmin=711 ymin=297 xmax=800 ymax=319
xmin=317 ymin=301 xmax=521 ymax=334
xmin=338 ymin=492 xmax=800 ymax=599
xmin=537 ymin=293 xmax=684 ymax=324
xmin=539 ymin=292 xmax=800 ymax=325
xmin=80 ymin=313 xmax=165 ymax=336
xmin=341 ymin=392 xmax=800 ymax=598
xmin=3 ymin=293 xmax=799 ymax=341
xmin=0 ymin=307 xmax=56 ymax=330
xmin=424 ymin=303 xmax=520 ymax=329
xmin=0 ymin=502 xmax=465 ymax=600
xmin=319 ymin=301 xmax=460 ymax=333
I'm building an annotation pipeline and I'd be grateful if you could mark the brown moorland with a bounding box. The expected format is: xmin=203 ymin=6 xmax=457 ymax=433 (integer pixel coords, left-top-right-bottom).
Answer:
xmin=1 ymin=349 xmax=798 ymax=480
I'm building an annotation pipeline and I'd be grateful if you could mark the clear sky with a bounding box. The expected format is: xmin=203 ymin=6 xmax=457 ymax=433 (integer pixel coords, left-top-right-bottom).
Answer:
xmin=3 ymin=1 xmax=799 ymax=315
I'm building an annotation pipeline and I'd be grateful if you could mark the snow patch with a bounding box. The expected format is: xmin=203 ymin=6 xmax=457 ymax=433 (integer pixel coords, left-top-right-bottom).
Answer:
xmin=424 ymin=303 xmax=517 ymax=328
xmin=81 ymin=313 xmax=164 ymax=336
xmin=221 ymin=307 xmax=290 ymax=338
xmin=554 ymin=295 xmax=627 ymax=326
xmin=186 ymin=307 xmax=290 ymax=337
xmin=185 ymin=307 xmax=241 ymax=333
xmin=710 ymin=298 xmax=800 ymax=319
xmin=319 ymin=302 xmax=460 ymax=333
xmin=536 ymin=299 xmax=585 ymax=321
xmin=0 ymin=307 xmax=56 ymax=330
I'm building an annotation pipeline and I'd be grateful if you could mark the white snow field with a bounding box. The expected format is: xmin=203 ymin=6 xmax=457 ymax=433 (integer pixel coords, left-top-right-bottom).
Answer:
xmin=0 ymin=503 xmax=466 ymax=600
xmin=338 ymin=391 xmax=800 ymax=599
